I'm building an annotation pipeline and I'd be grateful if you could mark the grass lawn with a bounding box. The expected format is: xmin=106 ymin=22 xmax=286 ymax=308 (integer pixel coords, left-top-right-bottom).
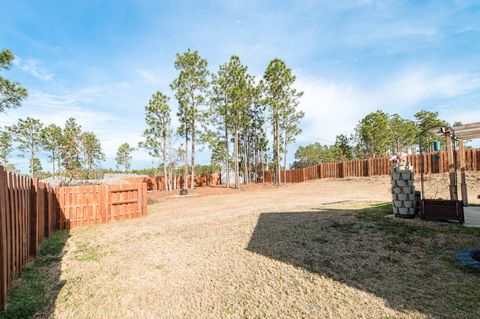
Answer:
xmin=1 ymin=179 xmax=480 ymax=318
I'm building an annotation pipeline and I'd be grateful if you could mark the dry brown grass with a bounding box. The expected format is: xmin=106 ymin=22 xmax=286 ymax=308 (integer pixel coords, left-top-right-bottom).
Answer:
xmin=13 ymin=177 xmax=480 ymax=318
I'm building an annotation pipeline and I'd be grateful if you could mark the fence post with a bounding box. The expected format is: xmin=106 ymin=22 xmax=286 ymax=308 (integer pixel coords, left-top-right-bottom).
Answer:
xmin=474 ymin=149 xmax=479 ymax=171
xmin=29 ymin=178 xmax=38 ymax=257
xmin=0 ymin=166 xmax=7 ymax=310
xmin=446 ymin=134 xmax=457 ymax=200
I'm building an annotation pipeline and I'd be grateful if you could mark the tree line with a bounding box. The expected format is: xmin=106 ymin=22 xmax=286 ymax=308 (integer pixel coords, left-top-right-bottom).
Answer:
xmin=1 ymin=48 xmax=306 ymax=189
xmin=138 ymin=50 xmax=304 ymax=190
xmin=293 ymin=110 xmax=456 ymax=168
xmin=0 ymin=117 xmax=105 ymax=180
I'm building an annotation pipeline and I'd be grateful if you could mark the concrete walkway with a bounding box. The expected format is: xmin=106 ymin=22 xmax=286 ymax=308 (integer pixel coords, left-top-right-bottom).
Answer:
xmin=464 ymin=206 xmax=480 ymax=227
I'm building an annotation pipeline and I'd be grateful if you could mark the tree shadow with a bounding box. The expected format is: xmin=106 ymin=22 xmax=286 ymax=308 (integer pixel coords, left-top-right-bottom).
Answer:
xmin=246 ymin=204 xmax=480 ymax=318
xmin=0 ymin=229 xmax=69 ymax=319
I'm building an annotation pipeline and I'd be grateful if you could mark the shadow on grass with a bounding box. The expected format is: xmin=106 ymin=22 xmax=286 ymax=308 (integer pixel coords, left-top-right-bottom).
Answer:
xmin=0 ymin=230 xmax=69 ymax=319
xmin=247 ymin=202 xmax=480 ymax=318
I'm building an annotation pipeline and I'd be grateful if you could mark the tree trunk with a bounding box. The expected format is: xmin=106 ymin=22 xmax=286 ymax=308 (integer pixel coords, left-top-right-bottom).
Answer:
xmin=225 ymin=126 xmax=230 ymax=188
xmin=31 ymin=143 xmax=35 ymax=177
xmin=284 ymin=131 xmax=287 ymax=184
xmin=255 ymin=148 xmax=259 ymax=183
xmin=168 ymin=136 xmax=173 ymax=192
xmin=261 ymin=150 xmax=265 ymax=180
xmin=163 ymin=132 xmax=168 ymax=192
xmin=184 ymin=133 xmax=189 ymax=190
xmin=52 ymin=150 xmax=55 ymax=176
xmin=234 ymin=126 xmax=239 ymax=189
xmin=191 ymin=117 xmax=195 ymax=191
xmin=264 ymin=121 xmax=269 ymax=172
xmin=243 ymin=130 xmax=248 ymax=184
xmin=272 ymin=121 xmax=276 ymax=185
xmin=276 ymin=120 xmax=281 ymax=185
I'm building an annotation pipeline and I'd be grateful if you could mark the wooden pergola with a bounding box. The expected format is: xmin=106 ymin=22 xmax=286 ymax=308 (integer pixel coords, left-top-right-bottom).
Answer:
xmin=433 ymin=122 xmax=480 ymax=206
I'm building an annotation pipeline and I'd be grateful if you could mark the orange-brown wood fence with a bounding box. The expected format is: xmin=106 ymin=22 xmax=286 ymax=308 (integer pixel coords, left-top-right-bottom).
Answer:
xmin=122 ymin=173 xmax=221 ymax=191
xmin=264 ymin=148 xmax=480 ymax=184
xmin=55 ymin=183 xmax=147 ymax=229
xmin=0 ymin=167 xmax=31 ymax=309
xmin=0 ymin=166 xmax=148 ymax=309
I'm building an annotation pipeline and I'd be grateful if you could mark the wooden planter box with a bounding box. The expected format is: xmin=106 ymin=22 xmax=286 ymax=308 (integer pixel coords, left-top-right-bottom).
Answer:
xmin=420 ymin=199 xmax=464 ymax=224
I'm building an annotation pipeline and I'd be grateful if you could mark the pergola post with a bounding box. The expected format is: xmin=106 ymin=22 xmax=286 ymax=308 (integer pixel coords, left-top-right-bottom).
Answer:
xmin=445 ymin=133 xmax=457 ymax=201
xmin=458 ymin=139 xmax=468 ymax=206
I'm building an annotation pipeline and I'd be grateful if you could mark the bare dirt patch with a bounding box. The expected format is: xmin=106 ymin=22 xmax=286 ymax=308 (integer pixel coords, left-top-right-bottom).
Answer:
xmin=28 ymin=177 xmax=480 ymax=318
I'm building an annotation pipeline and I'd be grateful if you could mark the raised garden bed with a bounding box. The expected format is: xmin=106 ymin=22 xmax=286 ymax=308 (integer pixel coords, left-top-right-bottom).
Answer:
xmin=420 ymin=199 xmax=464 ymax=224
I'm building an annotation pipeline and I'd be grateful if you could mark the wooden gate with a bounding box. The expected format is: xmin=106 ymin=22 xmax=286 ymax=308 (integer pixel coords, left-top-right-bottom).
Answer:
xmin=56 ymin=183 xmax=147 ymax=229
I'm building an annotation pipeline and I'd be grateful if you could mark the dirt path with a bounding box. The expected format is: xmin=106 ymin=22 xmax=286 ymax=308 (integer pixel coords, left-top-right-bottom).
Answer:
xmin=47 ymin=177 xmax=480 ymax=319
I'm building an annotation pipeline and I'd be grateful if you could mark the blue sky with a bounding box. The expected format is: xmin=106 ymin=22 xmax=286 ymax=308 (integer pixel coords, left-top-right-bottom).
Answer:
xmin=1 ymin=0 xmax=480 ymax=171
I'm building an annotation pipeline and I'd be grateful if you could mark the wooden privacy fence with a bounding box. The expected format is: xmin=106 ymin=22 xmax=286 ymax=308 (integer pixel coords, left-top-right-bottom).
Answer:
xmin=122 ymin=173 xmax=221 ymax=191
xmin=264 ymin=148 xmax=480 ymax=184
xmin=0 ymin=167 xmax=31 ymax=309
xmin=0 ymin=166 xmax=148 ymax=310
xmin=55 ymin=183 xmax=147 ymax=229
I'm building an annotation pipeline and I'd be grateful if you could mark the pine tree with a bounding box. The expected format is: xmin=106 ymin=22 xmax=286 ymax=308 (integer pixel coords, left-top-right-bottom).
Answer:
xmin=354 ymin=110 xmax=392 ymax=158
xmin=116 ymin=143 xmax=135 ymax=172
xmin=140 ymin=91 xmax=171 ymax=191
xmin=211 ymin=56 xmax=253 ymax=189
xmin=389 ymin=114 xmax=417 ymax=154
xmin=414 ymin=110 xmax=448 ymax=152
xmin=9 ymin=117 xmax=43 ymax=177
xmin=0 ymin=129 xmax=13 ymax=165
xmin=170 ymin=49 xmax=209 ymax=191
xmin=263 ymin=59 xmax=302 ymax=185
xmin=80 ymin=131 xmax=105 ymax=178
xmin=280 ymin=94 xmax=304 ymax=181
xmin=0 ymin=49 xmax=27 ymax=112
xmin=29 ymin=158 xmax=43 ymax=178
xmin=61 ymin=118 xmax=82 ymax=180
xmin=41 ymin=124 xmax=63 ymax=175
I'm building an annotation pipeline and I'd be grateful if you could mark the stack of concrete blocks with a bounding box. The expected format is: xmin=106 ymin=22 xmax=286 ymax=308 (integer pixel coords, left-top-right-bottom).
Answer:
xmin=391 ymin=166 xmax=416 ymax=218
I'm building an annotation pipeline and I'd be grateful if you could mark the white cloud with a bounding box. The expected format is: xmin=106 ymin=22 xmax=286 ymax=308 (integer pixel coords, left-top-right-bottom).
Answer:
xmin=0 ymin=88 xmax=143 ymax=169
xmin=295 ymin=68 xmax=480 ymax=145
xmin=13 ymin=57 xmax=54 ymax=81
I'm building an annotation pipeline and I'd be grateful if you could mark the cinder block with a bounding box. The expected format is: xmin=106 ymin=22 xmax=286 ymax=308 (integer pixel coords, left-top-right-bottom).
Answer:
xmin=404 ymin=200 xmax=414 ymax=208
xmin=394 ymin=187 xmax=402 ymax=194
xmin=397 ymin=180 xmax=407 ymax=187
xmin=398 ymin=207 xmax=409 ymax=215
xmin=407 ymin=193 xmax=416 ymax=200
xmin=402 ymin=186 xmax=411 ymax=193
xmin=394 ymin=200 xmax=402 ymax=207
xmin=401 ymin=172 xmax=411 ymax=180
xmin=398 ymin=194 xmax=408 ymax=201
xmin=392 ymin=173 xmax=400 ymax=180
xmin=407 ymin=180 xmax=414 ymax=186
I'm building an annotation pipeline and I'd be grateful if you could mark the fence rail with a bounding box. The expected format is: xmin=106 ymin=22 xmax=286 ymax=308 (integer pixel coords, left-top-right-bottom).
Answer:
xmin=0 ymin=166 xmax=148 ymax=309
xmin=264 ymin=148 xmax=480 ymax=184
